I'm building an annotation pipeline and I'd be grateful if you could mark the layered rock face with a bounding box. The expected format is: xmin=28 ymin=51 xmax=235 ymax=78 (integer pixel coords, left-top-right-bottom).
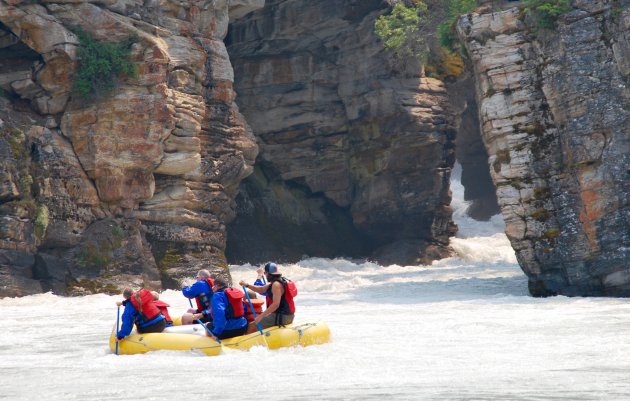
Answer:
xmin=449 ymin=73 xmax=500 ymax=221
xmin=0 ymin=0 xmax=258 ymax=296
xmin=226 ymin=0 xmax=458 ymax=265
xmin=458 ymin=2 xmax=630 ymax=296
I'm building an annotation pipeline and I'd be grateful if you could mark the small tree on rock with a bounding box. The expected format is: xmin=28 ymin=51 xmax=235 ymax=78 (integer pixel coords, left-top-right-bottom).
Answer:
xmin=374 ymin=1 xmax=429 ymax=64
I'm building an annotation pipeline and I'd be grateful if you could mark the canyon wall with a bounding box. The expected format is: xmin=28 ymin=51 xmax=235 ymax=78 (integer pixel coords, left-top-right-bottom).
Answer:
xmin=0 ymin=0 xmax=260 ymax=296
xmin=225 ymin=0 xmax=459 ymax=265
xmin=5 ymin=0 xmax=626 ymax=298
xmin=458 ymin=1 xmax=630 ymax=296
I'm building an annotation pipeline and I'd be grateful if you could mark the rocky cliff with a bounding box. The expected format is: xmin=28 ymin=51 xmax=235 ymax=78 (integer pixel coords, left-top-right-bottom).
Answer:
xmin=3 ymin=0 xmax=627 ymax=299
xmin=225 ymin=0 xmax=459 ymax=265
xmin=0 ymin=0 xmax=260 ymax=296
xmin=458 ymin=1 xmax=630 ymax=296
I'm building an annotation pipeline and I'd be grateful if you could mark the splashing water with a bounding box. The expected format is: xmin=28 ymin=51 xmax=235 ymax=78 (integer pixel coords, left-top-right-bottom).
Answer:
xmin=2 ymin=165 xmax=630 ymax=400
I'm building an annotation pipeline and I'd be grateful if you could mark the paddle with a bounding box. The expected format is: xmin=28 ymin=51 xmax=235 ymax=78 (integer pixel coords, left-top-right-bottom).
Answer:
xmin=196 ymin=318 xmax=222 ymax=344
xmin=115 ymin=305 xmax=120 ymax=355
xmin=243 ymin=286 xmax=264 ymax=335
xmin=189 ymin=295 xmax=223 ymax=346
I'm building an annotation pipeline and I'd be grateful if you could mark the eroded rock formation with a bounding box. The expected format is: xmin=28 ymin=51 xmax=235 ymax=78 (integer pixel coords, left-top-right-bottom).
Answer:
xmin=0 ymin=0 xmax=259 ymax=296
xmin=458 ymin=1 xmax=630 ymax=296
xmin=226 ymin=0 xmax=458 ymax=265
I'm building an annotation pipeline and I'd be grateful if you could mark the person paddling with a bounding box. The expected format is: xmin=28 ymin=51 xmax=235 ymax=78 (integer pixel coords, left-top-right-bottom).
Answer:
xmin=181 ymin=269 xmax=214 ymax=325
xmin=116 ymin=288 xmax=166 ymax=341
xmin=239 ymin=262 xmax=297 ymax=334
xmin=202 ymin=277 xmax=249 ymax=340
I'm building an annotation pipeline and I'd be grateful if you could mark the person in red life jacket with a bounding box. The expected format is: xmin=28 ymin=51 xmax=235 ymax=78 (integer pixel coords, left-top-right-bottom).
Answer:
xmin=151 ymin=291 xmax=173 ymax=327
xmin=203 ymin=277 xmax=248 ymax=340
xmin=116 ymin=288 xmax=166 ymax=341
xmin=243 ymin=292 xmax=265 ymax=323
xmin=239 ymin=262 xmax=297 ymax=333
xmin=181 ymin=269 xmax=215 ymax=325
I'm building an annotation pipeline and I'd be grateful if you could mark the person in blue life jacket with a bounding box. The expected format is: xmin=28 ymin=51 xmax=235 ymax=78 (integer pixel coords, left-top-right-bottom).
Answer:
xmin=239 ymin=262 xmax=297 ymax=334
xmin=240 ymin=266 xmax=267 ymax=297
xmin=203 ymin=277 xmax=248 ymax=340
xmin=181 ymin=269 xmax=215 ymax=325
xmin=253 ymin=266 xmax=267 ymax=296
xmin=116 ymin=288 xmax=166 ymax=341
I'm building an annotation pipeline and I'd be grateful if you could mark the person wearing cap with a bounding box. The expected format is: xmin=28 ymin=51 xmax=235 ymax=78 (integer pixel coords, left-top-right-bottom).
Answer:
xmin=239 ymin=262 xmax=296 ymax=332
xmin=181 ymin=269 xmax=214 ymax=325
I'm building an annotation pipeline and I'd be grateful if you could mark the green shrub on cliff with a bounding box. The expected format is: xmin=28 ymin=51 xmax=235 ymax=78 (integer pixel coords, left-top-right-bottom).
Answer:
xmin=374 ymin=1 xmax=429 ymax=62
xmin=73 ymin=29 xmax=137 ymax=98
xmin=374 ymin=0 xmax=475 ymax=78
xmin=437 ymin=0 xmax=476 ymax=51
xmin=523 ymin=0 xmax=572 ymax=30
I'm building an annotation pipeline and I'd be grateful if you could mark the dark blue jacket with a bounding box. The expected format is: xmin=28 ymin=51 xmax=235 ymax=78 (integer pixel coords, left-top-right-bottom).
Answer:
xmin=116 ymin=301 xmax=165 ymax=340
xmin=210 ymin=290 xmax=247 ymax=337
xmin=182 ymin=280 xmax=213 ymax=317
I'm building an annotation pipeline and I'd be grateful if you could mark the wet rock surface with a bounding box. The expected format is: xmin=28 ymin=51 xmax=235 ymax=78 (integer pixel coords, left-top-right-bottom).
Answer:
xmin=0 ymin=0 xmax=259 ymax=296
xmin=458 ymin=2 xmax=630 ymax=296
xmin=226 ymin=0 xmax=458 ymax=265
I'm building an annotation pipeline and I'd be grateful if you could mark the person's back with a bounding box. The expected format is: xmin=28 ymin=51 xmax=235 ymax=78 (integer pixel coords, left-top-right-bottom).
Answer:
xmin=204 ymin=278 xmax=248 ymax=340
xmin=151 ymin=291 xmax=173 ymax=327
xmin=116 ymin=288 xmax=166 ymax=340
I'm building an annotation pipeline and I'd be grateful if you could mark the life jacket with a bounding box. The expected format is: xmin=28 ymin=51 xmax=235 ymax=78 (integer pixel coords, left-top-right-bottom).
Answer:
xmin=243 ymin=298 xmax=265 ymax=322
xmin=129 ymin=289 xmax=162 ymax=324
xmin=223 ymin=287 xmax=245 ymax=319
xmin=153 ymin=300 xmax=173 ymax=324
xmin=194 ymin=278 xmax=215 ymax=313
xmin=265 ymin=277 xmax=297 ymax=314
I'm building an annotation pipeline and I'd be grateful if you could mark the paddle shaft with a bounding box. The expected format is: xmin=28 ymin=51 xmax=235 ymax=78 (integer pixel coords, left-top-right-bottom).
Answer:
xmin=189 ymin=297 xmax=222 ymax=344
xmin=243 ymin=286 xmax=264 ymax=334
xmin=115 ymin=305 xmax=120 ymax=355
xmin=196 ymin=318 xmax=222 ymax=344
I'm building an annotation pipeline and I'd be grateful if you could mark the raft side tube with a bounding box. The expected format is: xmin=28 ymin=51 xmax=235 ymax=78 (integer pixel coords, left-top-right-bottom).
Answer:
xmin=109 ymin=321 xmax=330 ymax=356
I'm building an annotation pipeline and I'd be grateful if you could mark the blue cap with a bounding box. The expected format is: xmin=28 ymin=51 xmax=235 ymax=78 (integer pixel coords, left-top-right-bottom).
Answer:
xmin=264 ymin=262 xmax=281 ymax=275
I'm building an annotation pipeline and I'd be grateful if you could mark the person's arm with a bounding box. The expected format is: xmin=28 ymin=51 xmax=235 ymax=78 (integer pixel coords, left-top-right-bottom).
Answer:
xmin=239 ymin=280 xmax=270 ymax=295
xmin=253 ymin=277 xmax=267 ymax=296
xmin=255 ymin=267 xmax=266 ymax=285
xmin=199 ymin=306 xmax=212 ymax=319
xmin=210 ymin=293 xmax=226 ymax=337
xmin=252 ymin=282 xmax=283 ymax=325
xmin=117 ymin=303 xmax=136 ymax=340
xmin=182 ymin=281 xmax=199 ymax=298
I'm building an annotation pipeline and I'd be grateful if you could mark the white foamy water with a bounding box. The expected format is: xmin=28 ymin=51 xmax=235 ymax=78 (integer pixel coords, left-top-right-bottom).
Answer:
xmin=2 ymin=166 xmax=630 ymax=400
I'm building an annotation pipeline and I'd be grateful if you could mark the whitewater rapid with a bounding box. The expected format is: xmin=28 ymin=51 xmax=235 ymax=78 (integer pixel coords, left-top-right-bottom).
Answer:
xmin=2 ymin=165 xmax=630 ymax=400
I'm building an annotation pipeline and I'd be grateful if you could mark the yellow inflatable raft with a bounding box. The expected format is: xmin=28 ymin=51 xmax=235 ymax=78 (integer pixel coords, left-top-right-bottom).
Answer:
xmin=109 ymin=321 xmax=331 ymax=356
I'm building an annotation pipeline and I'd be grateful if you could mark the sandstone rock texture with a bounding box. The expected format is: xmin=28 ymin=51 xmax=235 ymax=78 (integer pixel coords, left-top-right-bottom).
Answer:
xmin=0 ymin=0 xmax=258 ymax=297
xmin=225 ymin=0 xmax=458 ymax=265
xmin=457 ymin=2 xmax=630 ymax=296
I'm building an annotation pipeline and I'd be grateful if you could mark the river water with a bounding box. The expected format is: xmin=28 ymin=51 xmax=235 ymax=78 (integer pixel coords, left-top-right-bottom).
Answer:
xmin=2 ymin=167 xmax=630 ymax=400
